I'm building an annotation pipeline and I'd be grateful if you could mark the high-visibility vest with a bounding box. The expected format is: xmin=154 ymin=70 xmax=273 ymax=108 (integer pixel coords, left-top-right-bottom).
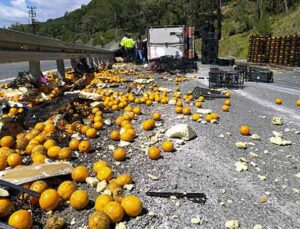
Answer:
xmin=124 ymin=38 xmax=135 ymax=49
xmin=120 ymin=37 xmax=127 ymax=47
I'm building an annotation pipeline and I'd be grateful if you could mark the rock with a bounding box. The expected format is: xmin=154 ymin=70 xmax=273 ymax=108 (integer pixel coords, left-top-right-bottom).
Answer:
xmin=270 ymin=131 xmax=292 ymax=146
xmin=70 ymin=218 xmax=76 ymax=225
xmin=0 ymin=188 xmax=9 ymax=197
xmin=191 ymin=216 xmax=202 ymax=224
xmin=148 ymin=211 xmax=155 ymax=216
xmin=235 ymin=142 xmax=248 ymax=149
xmin=251 ymin=134 xmax=261 ymax=141
xmin=165 ymin=124 xmax=197 ymax=140
xmin=272 ymin=117 xmax=283 ymax=125
xmin=86 ymin=177 xmax=99 ymax=187
xmin=235 ymin=161 xmax=248 ymax=172
xmin=124 ymin=184 xmax=134 ymax=191
xmin=104 ymin=119 xmax=112 ymax=126
xmin=96 ymin=181 xmax=107 ymax=193
xmin=258 ymin=196 xmax=267 ymax=203
xmin=168 ymin=99 xmax=176 ymax=105
xmin=148 ymin=174 xmax=159 ymax=180
xmin=225 ymin=220 xmax=240 ymax=229
xmin=253 ymin=225 xmax=263 ymax=229
xmin=119 ymin=141 xmax=130 ymax=147
xmin=249 ymin=152 xmax=259 ymax=158
xmin=196 ymin=108 xmax=212 ymax=115
xmin=115 ymin=222 xmax=126 ymax=229
xmin=258 ymin=175 xmax=267 ymax=181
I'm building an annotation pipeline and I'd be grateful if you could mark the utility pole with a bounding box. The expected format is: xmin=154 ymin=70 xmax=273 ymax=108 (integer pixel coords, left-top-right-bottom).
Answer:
xmin=27 ymin=5 xmax=37 ymax=34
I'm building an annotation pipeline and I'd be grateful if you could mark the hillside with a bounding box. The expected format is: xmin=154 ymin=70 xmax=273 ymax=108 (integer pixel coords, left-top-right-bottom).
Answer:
xmin=10 ymin=0 xmax=300 ymax=59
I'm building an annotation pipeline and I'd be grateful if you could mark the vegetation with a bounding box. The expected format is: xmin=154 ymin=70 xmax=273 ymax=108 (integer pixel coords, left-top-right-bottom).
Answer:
xmin=9 ymin=0 xmax=300 ymax=58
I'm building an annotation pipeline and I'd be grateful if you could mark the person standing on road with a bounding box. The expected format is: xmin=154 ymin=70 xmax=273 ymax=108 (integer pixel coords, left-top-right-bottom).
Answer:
xmin=124 ymin=35 xmax=135 ymax=62
xmin=135 ymin=35 xmax=144 ymax=64
xmin=120 ymin=35 xmax=128 ymax=58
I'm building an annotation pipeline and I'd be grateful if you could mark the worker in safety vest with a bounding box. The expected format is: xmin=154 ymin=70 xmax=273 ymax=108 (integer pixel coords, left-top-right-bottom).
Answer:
xmin=120 ymin=35 xmax=128 ymax=58
xmin=124 ymin=35 xmax=135 ymax=62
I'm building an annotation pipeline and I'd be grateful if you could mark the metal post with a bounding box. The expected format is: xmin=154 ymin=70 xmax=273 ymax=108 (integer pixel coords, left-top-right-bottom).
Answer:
xmin=29 ymin=60 xmax=41 ymax=82
xmin=56 ymin=60 xmax=65 ymax=78
xmin=88 ymin=57 xmax=95 ymax=69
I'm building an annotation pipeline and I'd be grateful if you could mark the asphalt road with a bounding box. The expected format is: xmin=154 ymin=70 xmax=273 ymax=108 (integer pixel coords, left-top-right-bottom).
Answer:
xmin=124 ymin=66 xmax=300 ymax=229
xmin=0 ymin=60 xmax=71 ymax=82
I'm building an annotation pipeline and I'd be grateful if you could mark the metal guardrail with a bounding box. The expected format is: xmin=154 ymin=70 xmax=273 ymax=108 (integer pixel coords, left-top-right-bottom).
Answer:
xmin=0 ymin=28 xmax=116 ymax=63
xmin=0 ymin=28 xmax=119 ymax=80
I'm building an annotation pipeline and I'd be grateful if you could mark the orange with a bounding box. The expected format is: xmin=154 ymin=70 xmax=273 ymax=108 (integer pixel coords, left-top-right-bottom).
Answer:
xmin=79 ymin=140 xmax=91 ymax=153
xmin=7 ymin=153 xmax=22 ymax=168
xmin=176 ymin=101 xmax=183 ymax=107
xmin=32 ymin=145 xmax=46 ymax=155
xmin=205 ymin=114 xmax=213 ymax=122
xmin=0 ymin=199 xmax=14 ymax=218
xmin=44 ymin=124 xmax=55 ymax=133
xmin=8 ymin=210 xmax=32 ymax=229
xmin=224 ymin=92 xmax=231 ymax=98
xmin=43 ymin=139 xmax=56 ymax=150
xmin=224 ymin=99 xmax=231 ymax=106
xmin=88 ymin=211 xmax=110 ymax=229
xmin=113 ymin=148 xmax=126 ymax=161
xmin=147 ymin=147 xmax=161 ymax=160
xmin=121 ymin=195 xmax=143 ymax=217
xmin=182 ymin=107 xmax=191 ymax=115
xmin=162 ymin=140 xmax=174 ymax=152
xmin=132 ymin=107 xmax=141 ymax=115
xmin=0 ymin=156 xmax=8 ymax=171
xmin=152 ymin=112 xmax=161 ymax=121
xmin=97 ymin=167 xmax=113 ymax=181
xmin=58 ymin=147 xmax=72 ymax=160
xmin=115 ymin=174 xmax=132 ymax=186
xmin=222 ymin=105 xmax=230 ymax=112
xmin=211 ymin=112 xmax=219 ymax=120
xmin=240 ymin=125 xmax=250 ymax=136
xmin=29 ymin=180 xmax=48 ymax=206
xmin=70 ymin=189 xmax=89 ymax=210
xmin=142 ymin=119 xmax=155 ymax=131
xmin=191 ymin=113 xmax=201 ymax=121
xmin=198 ymin=96 xmax=205 ymax=102
xmin=175 ymin=107 xmax=183 ymax=113
xmin=86 ymin=128 xmax=97 ymax=138
xmin=93 ymin=160 xmax=108 ymax=173
xmin=57 ymin=181 xmax=76 ymax=200
xmin=92 ymin=107 xmax=100 ymax=114
xmin=0 ymin=136 xmax=14 ymax=148
xmin=69 ymin=138 xmax=80 ymax=151
xmin=296 ymin=100 xmax=300 ymax=106
xmin=81 ymin=125 xmax=90 ymax=134
xmin=72 ymin=166 xmax=89 ymax=182
xmin=194 ymin=101 xmax=202 ymax=108
xmin=47 ymin=146 xmax=61 ymax=158
xmin=110 ymin=130 xmax=120 ymax=141
xmin=93 ymin=121 xmax=103 ymax=130
xmin=275 ymin=98 xmax=282 ymax=105
xmin=31 ymin=153 xmax=46 ymax=164
xmin=103 ymin=201 xmax=124 ymax=223
xmin=95 ymin=194 xmax=113 ymax=211
xmin=39 ymin=189 xmax=60 ymax=211
xmin=120 ymin=131 xmax=134 ymax=142
xmin=34 ymin=122 xmax=45 ymax=132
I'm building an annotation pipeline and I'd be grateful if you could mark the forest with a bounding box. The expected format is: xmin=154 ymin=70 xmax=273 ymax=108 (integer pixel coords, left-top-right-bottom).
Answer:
xmin=10 ymin=0 xmax=300 ymax=58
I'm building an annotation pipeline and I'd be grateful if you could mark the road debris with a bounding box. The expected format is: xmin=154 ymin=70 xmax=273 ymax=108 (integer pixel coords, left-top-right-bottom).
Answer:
xmin=270 ymin=131 xmax=292 ymax=146
xmin=235 ymin=161 xmax=248 ymax=172
xmin=271 ymin=117 xmax=283 ymax=125
xmin=235 ymin=142 xmax=248 ymax=149
xmin=165 ymin=124 xmax=197 ymax=140
xmin=225 ymin=220 xmax=240 ymax=229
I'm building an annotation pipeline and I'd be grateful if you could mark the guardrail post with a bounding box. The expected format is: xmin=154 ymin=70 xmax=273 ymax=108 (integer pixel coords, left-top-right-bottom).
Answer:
xmin=88 ymin=57 xmax=95 ymax=69
xmin=29 ymin=60 xmax=41 ymax=82
xmin=93 ymin=57 xmax=99 ymax=67
xmin=56 ymin=60 xmax=65 ymax=78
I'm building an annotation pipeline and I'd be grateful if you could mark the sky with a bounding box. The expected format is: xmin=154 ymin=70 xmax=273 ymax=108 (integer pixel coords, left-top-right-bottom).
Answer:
xmin=0 ymin=0 xmax=91 ymax=27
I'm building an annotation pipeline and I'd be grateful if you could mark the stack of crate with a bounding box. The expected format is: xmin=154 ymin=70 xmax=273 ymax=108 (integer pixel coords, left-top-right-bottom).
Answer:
xmin=248 ymin=34 xmax=300 ymax=67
